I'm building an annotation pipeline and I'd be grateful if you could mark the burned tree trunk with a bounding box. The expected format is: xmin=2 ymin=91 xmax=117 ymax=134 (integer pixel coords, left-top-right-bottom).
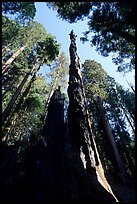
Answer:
xmin=2 ymin=90 xmax=117 ymax=203
xmin=20 ymin=86 xmax=116 ymax=203
xmin=67 ymin=30 xmax=118 ymax=201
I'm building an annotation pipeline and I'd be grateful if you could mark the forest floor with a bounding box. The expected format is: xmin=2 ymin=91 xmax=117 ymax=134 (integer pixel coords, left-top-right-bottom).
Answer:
xmin=106 ymin=174 xmax=135 ymax=202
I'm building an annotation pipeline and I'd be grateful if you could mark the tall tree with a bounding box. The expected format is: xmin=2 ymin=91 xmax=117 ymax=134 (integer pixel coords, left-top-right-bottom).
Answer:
xmin=2 ymin=34 xmax=60 ymax=125
xmin=96 ymin=95 xmax=126 ymax=183
xmin=67 ymin=30 xmax=117 ymax=200
xmin=82 ymin=59 xmax=135 ymax=179
xmin=2 ymin=20 xmax=54 ymax=75
xmin=44 ymin=52 xmax=68 ymax=115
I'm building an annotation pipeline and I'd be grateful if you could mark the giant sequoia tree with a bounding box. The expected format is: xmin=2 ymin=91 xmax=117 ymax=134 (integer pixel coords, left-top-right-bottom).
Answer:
xmin=81 ymin=59 xmax=135 ymax=181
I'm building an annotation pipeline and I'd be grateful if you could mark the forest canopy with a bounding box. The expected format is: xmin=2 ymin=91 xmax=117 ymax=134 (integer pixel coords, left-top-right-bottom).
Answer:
xmin=47 ymin=2 xmax=135 ymax=73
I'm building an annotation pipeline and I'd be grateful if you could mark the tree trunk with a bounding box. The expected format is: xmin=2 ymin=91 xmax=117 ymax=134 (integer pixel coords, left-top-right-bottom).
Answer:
xmin=44 ymin=84 xmax=56 ymax=114
xmin=96 ymin=95 xmax=126 ymax=184
xmin=2 ymin=72 xmax=30 ymax=125
xmin=2 ymin=43 xmax=11 ymax=55
xmin=44 ymin=73 xmax=60 ymax=115
xmin=20 ymin=88 xmax=117 ymax=203
xmin=2 ymin=68 xmax=39 ymax=142
xmin=126 ymin=79 xmax=135 ymax=93
xmin=122 ymin=105 xmax=135 ymax=133
xmin=113 ymin=113 xmax=135 ymax=178
xmin=2 ymin=44 xmax=27 ymax=75
xmin=67 ymin=30 xmax=117 ymax=201
xmin=2 ymin=61 xmax=42 ymax=126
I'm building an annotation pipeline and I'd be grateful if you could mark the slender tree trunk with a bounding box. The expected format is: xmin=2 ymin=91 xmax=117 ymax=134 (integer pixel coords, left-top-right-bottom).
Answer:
xmin=2 ymin=44 xmax=27 ymax=75
xmin=120 ymin=98 xmax=135 ymax=124
xmin=2 ymin=66 xmax=40 ymax=142
xmin=2 ymin=72 xmax=30 ymax=126
xmin=2 ymin=60 xmax=43 ymax=126
xmin=44 ymin=84 xmax=56 ymax=114
xmin=126 ymin=79 xmax=135 ymax=93
xmin=2 ymin=43 xmax=11 ymax=55
xmin=113 ymin=114 xmax=135 ymax=178
xmin=96 ymin=96 xmax=126 ymax=184
xmin=122 ymin=105 xmax=135 ymax=133
xmin=119 ymin=137 xmax=135 ymax=178
xmin=44 ymin=73 xmax=59 ymax=114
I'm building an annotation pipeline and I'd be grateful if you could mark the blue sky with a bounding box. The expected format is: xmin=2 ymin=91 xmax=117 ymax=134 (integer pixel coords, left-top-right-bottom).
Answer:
xmin=34 ymin=2 xmax=135 ymax=91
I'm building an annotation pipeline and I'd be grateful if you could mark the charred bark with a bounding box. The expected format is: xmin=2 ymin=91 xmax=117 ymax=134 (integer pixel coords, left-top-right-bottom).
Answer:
xmin=67 ymin=30 xmax=117 ymax=201
xmin=22 ymin=88 xmax=117 ymax=203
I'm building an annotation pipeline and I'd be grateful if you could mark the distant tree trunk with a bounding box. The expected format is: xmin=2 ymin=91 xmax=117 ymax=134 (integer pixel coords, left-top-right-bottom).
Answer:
xmin=2 ymin=70 xmax=38 ymax=142
xmin=96 ymin=95 xmax=126 ymax=184
xmin=126 ymin=79 xmax=135 ymax=93
xmin=122 ymin=105 xmax=135 ymax=133
xmin=2 ymin=43 xmax=11 ymax=55
xmin=113 ymin=113 xmax=135 ymax=178
xmin=2 ymin=43 xmax=27 ymax=74
xmin=2 ymin=62 xmax=42 ymax=125
xmin=118 ymin=136 xmax=135 ymax=179
xmin=44 ymin=84 xmax=56 ymax=114
xmin=2 ymin=72 xmax=30 ymax=125
xmin=126 ymin=114 xmax=135 ymax=132
xmin=44 ymin=74 xmax=59 ymax=114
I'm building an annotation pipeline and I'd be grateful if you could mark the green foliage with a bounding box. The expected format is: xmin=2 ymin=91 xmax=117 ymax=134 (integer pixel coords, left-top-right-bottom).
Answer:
xmin=2 ymin=12 xmax=61 ymax=149
xmin=82 ymin=59 xmax=135 ymax=174
xmin=116 ymin=84 xmax=135 ymax=120
xmin=36 ymin=35 xmax=60 ymax=64
xmin=2 ymin=15 xmax=21 ymax=47
xmin=2 ymin=2 xmax=36 ymax=23
xmin=47 ymin=2 xmax=91 ymax=23
xmin=82 ymin=60 xmax=108 ymax=99
xmin=46 ymin=52 xmax=69 ymax=90
xmin=47 ymin=2 xmax=135 ymax=73
xmin=24 ymin=93 xmax=43 ymax=111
